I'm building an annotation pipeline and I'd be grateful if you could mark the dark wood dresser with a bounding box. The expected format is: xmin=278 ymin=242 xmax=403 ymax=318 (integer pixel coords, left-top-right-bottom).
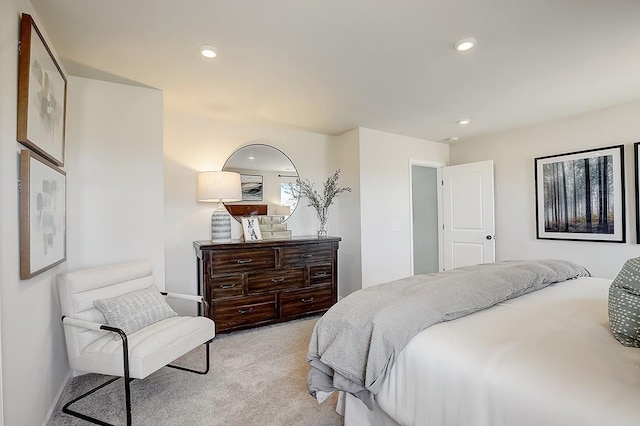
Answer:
xmin=193 ymin=236 xmax=340 ymax=333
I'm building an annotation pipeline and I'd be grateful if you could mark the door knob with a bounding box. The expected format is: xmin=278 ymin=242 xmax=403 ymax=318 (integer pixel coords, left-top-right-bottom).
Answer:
xmin=486 ymin=235 xmax=493 ymax=240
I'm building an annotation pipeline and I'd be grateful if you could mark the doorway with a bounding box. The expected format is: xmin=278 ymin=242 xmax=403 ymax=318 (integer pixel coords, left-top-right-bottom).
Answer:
xmin=410 ymin=162 xmax=442 ymax=275
xmin=410 ymin=160 xmax=496 ymax=275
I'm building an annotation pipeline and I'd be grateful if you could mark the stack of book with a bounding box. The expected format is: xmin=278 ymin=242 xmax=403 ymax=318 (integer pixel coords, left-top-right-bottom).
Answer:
xmin=259 ymin=215 xmax=292 ymax=240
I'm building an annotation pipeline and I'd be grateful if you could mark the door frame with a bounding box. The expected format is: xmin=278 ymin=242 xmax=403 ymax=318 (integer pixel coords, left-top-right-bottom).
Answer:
xmin=408 ymin=159 xmax=446 ymax=275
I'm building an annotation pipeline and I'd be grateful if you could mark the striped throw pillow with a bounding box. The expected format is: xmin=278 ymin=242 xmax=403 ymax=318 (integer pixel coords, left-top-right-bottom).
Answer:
xmin=94 ymin=286 xmax=177 ymax=338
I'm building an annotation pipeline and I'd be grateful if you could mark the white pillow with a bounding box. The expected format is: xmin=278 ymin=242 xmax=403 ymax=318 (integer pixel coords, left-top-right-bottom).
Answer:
xmin=94 ymin=286 xmax=178 ymax=338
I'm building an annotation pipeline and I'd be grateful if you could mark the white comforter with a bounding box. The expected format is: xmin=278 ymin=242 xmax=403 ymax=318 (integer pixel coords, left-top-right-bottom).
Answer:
xmin=374 ymin=277 xmax=640 ymax=426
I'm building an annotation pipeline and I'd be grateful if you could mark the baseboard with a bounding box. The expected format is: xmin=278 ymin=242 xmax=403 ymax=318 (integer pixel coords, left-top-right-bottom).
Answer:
xmin=42 ymin=370 xmax=72 ymax=426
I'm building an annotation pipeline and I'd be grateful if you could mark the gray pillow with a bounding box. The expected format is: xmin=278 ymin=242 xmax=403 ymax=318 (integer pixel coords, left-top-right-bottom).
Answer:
xmin=608 ymin=257 xmax=640 ymax=347
xmin=94 ymin=286 xmax=178 ymax=338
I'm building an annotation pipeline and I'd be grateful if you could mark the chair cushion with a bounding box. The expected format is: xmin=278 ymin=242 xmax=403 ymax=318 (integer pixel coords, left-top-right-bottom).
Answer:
xmin=608 ymin=257 xmax=640 ymax=347
xmin=71 ymin=316 xmax=215 ymax=379
xmin=94 ymin=286 xmax=178 ymax=338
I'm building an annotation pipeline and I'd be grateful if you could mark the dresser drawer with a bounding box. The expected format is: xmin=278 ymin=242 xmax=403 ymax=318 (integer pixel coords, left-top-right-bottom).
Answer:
xmin=209 ymin=274 xmax=244 ymax=299
xmin=211 ymin=248 xmax=275 ymax=273
xmin=280 ymin=243 xmax=333 ymax=267
xmin=212 ymin=295 xmax=276 ymax=331
xmin=280 ymin=286 xmax=333 ymax=319
xmin=248 ymin=268 xmax=304 ymax=294
xmin=309 ymin=265 xmax=332 ymax=286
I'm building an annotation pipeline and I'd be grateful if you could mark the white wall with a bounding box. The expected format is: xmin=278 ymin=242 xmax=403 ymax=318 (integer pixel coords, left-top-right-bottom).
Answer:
xmin=450 ymin=100 xmax=640 ymax=279
xmin=0 ymin=4 xmax=68 ymax=425
xmin=0 ymin=3 xmax=13 ymax=422
xmin=0 ymin=7 xmax=165 ymax=423
xmin=66 ymin=77 xmax=165 ymax=282
xmin=333 ymin=128 xmax=362 ymax=297
xmin=163 ymin=110 xmax=337 ymax=313
xmin=358 ymin=128 xmax=449 ymax=287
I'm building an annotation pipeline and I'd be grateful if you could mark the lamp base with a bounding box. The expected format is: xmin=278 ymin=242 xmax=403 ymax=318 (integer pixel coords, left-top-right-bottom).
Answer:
xmin=211 ymin=206 xmax=231 ymax=241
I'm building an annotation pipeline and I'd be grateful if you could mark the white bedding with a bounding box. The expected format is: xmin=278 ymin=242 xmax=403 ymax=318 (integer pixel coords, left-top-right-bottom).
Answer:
xmin=347 ymin=277 xmax=640 ymax=426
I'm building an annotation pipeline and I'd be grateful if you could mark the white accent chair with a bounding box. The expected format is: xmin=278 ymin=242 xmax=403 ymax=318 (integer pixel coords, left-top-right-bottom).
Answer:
xmin=57 ymin=260 xmax=215 ymax=426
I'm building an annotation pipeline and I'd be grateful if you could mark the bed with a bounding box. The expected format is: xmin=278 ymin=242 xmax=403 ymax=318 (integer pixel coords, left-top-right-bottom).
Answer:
xmin=307 ymin=261 xmax=640 ymax=426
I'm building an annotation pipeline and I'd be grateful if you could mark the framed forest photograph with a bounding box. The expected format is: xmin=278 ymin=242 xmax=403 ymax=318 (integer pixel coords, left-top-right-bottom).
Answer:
xmin=535 ymin=145 xmax=625 ymax=242
xmin=635 ymin=142 xmax=640 ymax=243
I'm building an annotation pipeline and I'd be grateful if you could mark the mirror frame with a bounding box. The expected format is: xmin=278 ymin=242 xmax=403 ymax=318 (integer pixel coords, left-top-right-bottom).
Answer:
xmin=222 ymin=144 xmax=299 ymax=222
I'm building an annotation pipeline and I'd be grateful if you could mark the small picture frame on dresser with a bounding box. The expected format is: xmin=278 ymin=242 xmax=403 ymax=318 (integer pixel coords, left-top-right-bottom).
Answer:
xmin=242 ymin=216 xmax=262 ymax=241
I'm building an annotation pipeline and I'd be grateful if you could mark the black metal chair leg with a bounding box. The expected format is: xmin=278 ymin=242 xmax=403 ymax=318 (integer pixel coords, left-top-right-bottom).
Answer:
xmin=62 ymin=375 xmax=135 ymax=426
xmin=62 ymin=337 xmax=210 ymax=425
xmin=167 ymin=340 xmax=212 ymax=374
xmin=108 ymin=326 xmax=132 ymax=425
xmin=62 ymin=376 xmax=122 ymax=426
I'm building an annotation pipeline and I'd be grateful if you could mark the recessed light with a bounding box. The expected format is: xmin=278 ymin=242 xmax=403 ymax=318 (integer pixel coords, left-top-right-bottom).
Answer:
xmin=200 ymin=45 xmax=218 ymax=59
xmin=457 ymin=119 xmax=471 ymax=125
xmin=454 ymin=37 xmax=476 ymax=52
xmin=248 ymin=156 xmax=255 ymax=160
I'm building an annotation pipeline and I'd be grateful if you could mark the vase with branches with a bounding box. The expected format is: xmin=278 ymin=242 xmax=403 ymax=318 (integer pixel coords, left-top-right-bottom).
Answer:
xmin=290 ymin=170 xmax=351 ymax=237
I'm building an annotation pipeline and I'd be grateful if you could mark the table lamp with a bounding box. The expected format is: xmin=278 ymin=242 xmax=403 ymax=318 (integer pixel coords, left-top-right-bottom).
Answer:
xmin=275 ymin=204 xmax=291 ymax=220
xmin=197 ymin=171 xmax=242 ymax=241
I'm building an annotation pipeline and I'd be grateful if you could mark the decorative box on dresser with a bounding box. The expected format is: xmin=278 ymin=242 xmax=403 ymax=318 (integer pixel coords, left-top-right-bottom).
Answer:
xmin=193 ymin=236 xmax=340 ymax=333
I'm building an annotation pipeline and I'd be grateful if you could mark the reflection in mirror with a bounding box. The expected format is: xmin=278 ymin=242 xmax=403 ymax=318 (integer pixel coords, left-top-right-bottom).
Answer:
xmin=222 ymin=144 xmax=299 ymax=222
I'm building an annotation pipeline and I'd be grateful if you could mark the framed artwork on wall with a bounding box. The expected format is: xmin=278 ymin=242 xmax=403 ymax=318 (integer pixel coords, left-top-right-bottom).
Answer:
xmin=242 ymin=216 xmax=262 ymax=241
xmin=634 ymin=142 xmax=640 ymax=243
xmin=240 ymin=174 xmax=263 ymax=201
xmin=17 ymin=13 xmax=67 ymax=166
xmin=534 ymin=145 xmax=625 ymax=243
xmin=19 ymin=149 xmax=66 ymax=279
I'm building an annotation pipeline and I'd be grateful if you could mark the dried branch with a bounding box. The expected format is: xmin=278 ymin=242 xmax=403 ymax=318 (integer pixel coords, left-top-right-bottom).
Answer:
xmin=288 ymin=169 xmax=351 ymax=223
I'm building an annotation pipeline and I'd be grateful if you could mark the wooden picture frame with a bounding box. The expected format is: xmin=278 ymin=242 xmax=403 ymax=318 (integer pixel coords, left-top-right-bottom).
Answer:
xmin=240 ymin=174 xmax=263 ymax=201
xmin=534 ymin=145 xmax=625 ymax=242
xmin=242 ymin=216 xmax=262 ymax=241
xmin=17 ymin=13 xmax=67 ymax=166
xmin=20 ymin=149 xmax=66 ymax=279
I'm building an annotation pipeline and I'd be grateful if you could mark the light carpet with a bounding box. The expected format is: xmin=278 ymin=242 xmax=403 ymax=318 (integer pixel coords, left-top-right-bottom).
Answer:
xmin=50 ymin=317 xmax=341 ymax=425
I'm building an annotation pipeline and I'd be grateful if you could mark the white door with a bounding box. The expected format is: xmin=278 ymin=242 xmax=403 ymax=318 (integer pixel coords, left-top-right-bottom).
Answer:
xmin=441 ymin=160 xmax=495 ymax=270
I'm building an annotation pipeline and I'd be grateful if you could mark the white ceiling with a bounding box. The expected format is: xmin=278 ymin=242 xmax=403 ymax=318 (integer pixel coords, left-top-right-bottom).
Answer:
xmin=30 ymin=0 xmax=640 ymax=143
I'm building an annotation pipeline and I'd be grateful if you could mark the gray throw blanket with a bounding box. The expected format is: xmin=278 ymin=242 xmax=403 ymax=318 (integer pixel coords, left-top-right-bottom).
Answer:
xmin=307 ymin=259 xmax=590 ymax=409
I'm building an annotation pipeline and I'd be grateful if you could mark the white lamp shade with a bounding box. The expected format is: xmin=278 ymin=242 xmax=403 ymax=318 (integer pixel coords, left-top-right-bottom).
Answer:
xmin=197 ymin=171 xmax=242 ymax=202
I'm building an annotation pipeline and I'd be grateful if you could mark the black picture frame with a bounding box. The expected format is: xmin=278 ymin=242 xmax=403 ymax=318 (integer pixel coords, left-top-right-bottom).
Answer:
xmin=634 ymin=142 xmax=640 ymax=243
xmin=534 ymin=145 xmax=625 ymax=243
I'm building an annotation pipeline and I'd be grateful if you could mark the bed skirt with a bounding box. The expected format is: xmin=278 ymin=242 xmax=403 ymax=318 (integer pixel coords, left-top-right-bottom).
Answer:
xmin=344 ymin=393 xmax=399 ymax=426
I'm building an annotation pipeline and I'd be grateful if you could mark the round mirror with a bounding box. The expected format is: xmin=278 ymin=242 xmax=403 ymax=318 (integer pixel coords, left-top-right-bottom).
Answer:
xmin=222 ymin=144 xmax=299 ymax=221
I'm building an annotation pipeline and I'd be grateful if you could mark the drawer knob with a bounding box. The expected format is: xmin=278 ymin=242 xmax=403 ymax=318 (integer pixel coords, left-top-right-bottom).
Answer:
xmin=301 ymin=297 xmax=314 ymax=303
xmin=220 ymin=284 xmax=236 ymax=289
xmin=314 ymin=272 xmax=328 ymax=277
xmin=271 ymin=277 xmax=285 ymax=283
xmin=238 ymin=308 xmax=254 ymax=314
xmin=237 ymin=259 xmax=253 ymax=264
xmin=300 ymin=254 xmax=313 ymax=259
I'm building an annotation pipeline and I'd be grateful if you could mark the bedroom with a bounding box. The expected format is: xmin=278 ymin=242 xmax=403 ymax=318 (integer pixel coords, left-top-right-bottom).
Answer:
xmin=1 ymin=0 xmax=640 ymax=425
